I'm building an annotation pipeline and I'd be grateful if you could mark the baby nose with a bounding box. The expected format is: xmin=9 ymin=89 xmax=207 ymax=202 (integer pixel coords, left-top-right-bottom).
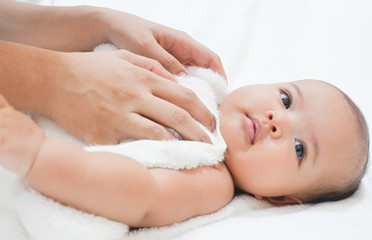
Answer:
xmin=265 ymin=110 xmax=284 ymax=139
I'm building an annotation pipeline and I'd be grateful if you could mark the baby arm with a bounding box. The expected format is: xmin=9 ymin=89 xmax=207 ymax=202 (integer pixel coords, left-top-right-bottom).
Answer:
xmin=26 ymin=139 xmax=234 ymax=227
xmin=0 ymin=95 xmax=45 ymax=176
xmin=0 ymin=94 xmax=157 ymax=226
xmin=26 ymin=137 xmax=157 ymax=227
xmin=0 ymin=94 xmax=233 ymax=227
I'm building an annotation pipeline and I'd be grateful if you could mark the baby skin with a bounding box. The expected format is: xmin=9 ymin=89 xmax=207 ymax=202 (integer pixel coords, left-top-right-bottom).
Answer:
xmin=0 ymin=80 xmax=361 ymax=227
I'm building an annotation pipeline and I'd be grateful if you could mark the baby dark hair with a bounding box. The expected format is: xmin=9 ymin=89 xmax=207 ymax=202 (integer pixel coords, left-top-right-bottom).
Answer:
xmin=306 ymin=86 xmax=369 ymax=204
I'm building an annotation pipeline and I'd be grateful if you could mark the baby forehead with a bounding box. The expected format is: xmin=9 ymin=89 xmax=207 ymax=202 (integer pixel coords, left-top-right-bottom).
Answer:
xmin=297 ymin=81 xmax=357 ymax=160
xmin=289 ymin=79 xmax=334 ymax=89
xmin=261 ymin=79 xmax=336 ymax=94
xmin=289 ymin=80 xmax=346 ymax=101
xmin=292 ymin=80 xmax=351 ymax=119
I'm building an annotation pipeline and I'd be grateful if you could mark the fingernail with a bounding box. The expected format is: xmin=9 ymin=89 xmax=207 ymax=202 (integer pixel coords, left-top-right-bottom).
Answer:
xmin=211 ymin=117 xmax=216 ymax=132
xmin=177 ymin=71 xmax=188 ymax=77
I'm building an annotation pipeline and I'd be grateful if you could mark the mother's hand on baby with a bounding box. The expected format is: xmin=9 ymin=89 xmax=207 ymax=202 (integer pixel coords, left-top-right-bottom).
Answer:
xmin=45 ymin=50 xmax=214 ymax=145
xmin=100 ymin=9 xmax=226 ymax=78
xmin=0 ymin=3 xmax=220 ymax=145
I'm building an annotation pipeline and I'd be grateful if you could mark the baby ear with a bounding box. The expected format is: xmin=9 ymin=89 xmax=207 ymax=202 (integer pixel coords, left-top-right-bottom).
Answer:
xmin=254 ymin=195 xmax=303 ymax=206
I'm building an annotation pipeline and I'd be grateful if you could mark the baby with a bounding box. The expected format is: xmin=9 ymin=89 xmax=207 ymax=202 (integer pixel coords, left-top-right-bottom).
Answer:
xmin=0 ymin=68 xmax=369 ymax=228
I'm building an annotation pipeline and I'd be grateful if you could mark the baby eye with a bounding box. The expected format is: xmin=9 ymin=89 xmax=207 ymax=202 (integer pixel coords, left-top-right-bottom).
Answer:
xmin=280 ymin=90 xmax=292 ymax=109
xmin=295 ymin=139 xmax=306 ymax=161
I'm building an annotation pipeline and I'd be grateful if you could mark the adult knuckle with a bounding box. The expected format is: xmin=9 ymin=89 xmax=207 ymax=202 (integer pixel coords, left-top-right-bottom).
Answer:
xmin=112 ymin=84 xmax=140 ymax=100
xmin=146 ymin=59 xmax=161 ymax=70
xmin=182 ymin=88 xmax=198 ymax=104
xmin=171 ymin=108 xmax=189 ymax=125
xmin=138 ymin=38 xmax=154 ymax=49
xmin=162 ymin=56 xmax=177 ymax=69
xmin=152 ymin=59 xmax=163 ymax=68
xmin=178 ymin=30 xmax=190 ymax=39
xmin=97 ymin=103 xmax=114 ymax=119
xmin=144 ymin=125 xmax=165 ymax=139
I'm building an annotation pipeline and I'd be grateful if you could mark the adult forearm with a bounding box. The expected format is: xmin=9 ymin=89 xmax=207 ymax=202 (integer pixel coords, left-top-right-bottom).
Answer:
xmin=0 ymin=40 xmax=58 ymax=113
xmin=0 ymin=1 xmax=106 ymax=51
xmin=26 ymin=137 xmax=157 ymax=226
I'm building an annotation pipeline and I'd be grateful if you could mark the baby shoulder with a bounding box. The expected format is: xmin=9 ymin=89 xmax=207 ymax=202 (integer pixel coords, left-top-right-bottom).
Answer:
xmin=186 ymin=162 xmax=234 ymax=217
xmin=144 ymin=163 xmax=234 ymax=226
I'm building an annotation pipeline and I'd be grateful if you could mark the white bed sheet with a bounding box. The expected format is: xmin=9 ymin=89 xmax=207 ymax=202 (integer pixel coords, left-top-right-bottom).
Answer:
xmin=1 ymin=0 xmax=372 ymax=239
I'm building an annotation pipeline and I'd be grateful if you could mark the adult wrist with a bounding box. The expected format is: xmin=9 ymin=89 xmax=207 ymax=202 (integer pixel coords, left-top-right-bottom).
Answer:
xmin=63 ymin=5 xmax=109 ymax=51
xmin=95 ymin=7 xmax=131 ymax=47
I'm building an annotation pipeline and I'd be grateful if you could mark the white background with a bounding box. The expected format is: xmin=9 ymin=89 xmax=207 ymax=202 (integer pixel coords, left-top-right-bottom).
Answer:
xmin=2 ymin=1 xmax=372 ymax=239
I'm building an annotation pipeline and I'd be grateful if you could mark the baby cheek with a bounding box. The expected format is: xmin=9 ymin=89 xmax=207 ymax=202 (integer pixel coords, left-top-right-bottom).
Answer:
xmin=229 ymin=138 xmax=296 ymax=195
xmin=250 ymin=141 xmax=293 ymax=182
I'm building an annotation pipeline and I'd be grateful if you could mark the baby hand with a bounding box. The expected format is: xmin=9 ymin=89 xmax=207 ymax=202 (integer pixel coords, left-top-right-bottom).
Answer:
xmin=0 ymin=95 xmax=45 ymax=177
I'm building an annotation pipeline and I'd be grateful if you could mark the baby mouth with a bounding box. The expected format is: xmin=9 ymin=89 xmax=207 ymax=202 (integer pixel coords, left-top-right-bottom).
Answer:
xmin=245 ymin=115 xmax=260 ymax=144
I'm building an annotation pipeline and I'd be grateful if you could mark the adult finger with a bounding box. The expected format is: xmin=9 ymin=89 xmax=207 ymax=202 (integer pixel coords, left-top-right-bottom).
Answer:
xmin=177 ymin=41 xmax=226 ymax=78
xmin=157 ymin=30 xmax=226 ymax=78
xmin=118 ymin=113 xmax=176 ymax=142
xmin=137 ymin=96 xmax=212 ymax=144
xmin=141 ymin=39 xmax=188 ymax=75
xmin=152 ymin=81 xmax=216 ymax=133
xmin=114 ymin=50 xmax=177 ymax=82
xmin=192 ymin=47 xmax=226 ymax=78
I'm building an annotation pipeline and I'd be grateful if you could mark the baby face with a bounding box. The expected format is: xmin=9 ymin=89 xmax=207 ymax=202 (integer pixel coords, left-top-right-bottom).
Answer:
xmin=219 ymin=80 xmax=356 ymax=201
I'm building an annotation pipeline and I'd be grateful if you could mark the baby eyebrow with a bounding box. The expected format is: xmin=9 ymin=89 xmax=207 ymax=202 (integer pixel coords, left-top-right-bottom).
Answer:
xmin=290 ymin=82 xmax=304 ymax=104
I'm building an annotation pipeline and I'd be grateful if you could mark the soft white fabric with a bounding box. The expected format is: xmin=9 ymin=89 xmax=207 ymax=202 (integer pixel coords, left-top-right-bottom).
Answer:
xmin=1 ymin=0 xmax=371 ymax=239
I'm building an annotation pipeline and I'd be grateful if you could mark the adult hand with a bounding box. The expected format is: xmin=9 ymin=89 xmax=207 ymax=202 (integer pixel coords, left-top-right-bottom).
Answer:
xmin=0 ymin=2 xmax=223 ymax=144
xmin=44 ymin=49 xmax=215 ymax=144
xmin=100 ymin=8 xmax=226 ymax=78
xmin=1 ymin=2 xmax=225 ymax=78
